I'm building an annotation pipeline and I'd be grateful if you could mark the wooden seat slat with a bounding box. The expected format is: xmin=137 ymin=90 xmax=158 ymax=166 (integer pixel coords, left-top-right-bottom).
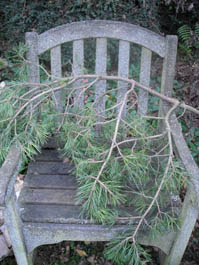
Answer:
xmin=24 ymin=174 xmax=77 ymax=189
xmin=35 ymin=150 xmax=62 ymax=161
xmin=20 ymin=204 xmax=85 ymax=224
xmin=42 ymin=137 xmax=60 ymax=149
xmin=19 ymin=187 xmax=77 ymax=205
xmin=27 ymin=161 xmax=74 ymax=175
xmin=20 ymin=204 xmax=138 ymax=225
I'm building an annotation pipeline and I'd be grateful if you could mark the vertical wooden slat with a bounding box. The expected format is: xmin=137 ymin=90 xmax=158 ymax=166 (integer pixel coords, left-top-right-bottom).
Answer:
xmin=73 ymin=40 xmax=84 ymax=109
xmin=25 ymin=32 xmax=40 ymax=109
xmin=138 ymin=47 xmax=152 ymax=115
xmin=51 ymin=45 xmax=62 ymax=112
xmin=117 ymin=40 xmax=130 ymax=118
xmin=159 ymin=36 xmax=178 ymax=108
xmin=95 ymin=38 xmax=107 ymax=119
xmin=25 ymin=32 xmax=40 ymax=117
xmin=26 ymin=32 xmax=40 ymax=84
xmin=158 ymin=35 xmax=178 ymax=130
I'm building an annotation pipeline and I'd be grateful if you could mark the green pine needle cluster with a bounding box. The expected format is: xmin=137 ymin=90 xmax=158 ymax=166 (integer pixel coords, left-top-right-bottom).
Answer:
xmin=58 ymin=85 xmax=187 ymax=263
xmin=60 ymin=104 xmax=185 ymax=221
xmin=0 ymin=77 xmax=187 ymax=264
xmin=0 ymin=82 xmax=57 ymax=166
xmin=105 ymin=238 xmax=152 ymax=265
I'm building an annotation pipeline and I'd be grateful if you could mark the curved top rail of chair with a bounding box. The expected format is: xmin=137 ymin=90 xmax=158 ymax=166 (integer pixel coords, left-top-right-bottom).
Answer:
xmin=26 ymin=20 xmax=167 ymax=57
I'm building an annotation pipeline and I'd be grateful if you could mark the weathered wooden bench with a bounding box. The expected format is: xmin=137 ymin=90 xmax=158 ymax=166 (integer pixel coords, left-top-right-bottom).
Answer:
xmin=1 ymin=20 xmax=199 ymax=265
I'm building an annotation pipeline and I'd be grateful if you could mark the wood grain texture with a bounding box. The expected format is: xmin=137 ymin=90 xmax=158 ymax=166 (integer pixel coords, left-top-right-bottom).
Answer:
xmin=95 ymin=38 xmax=107 ymax=112
xmin=73 ymin=40 xmax=84 ymax=108
xmin=0 ymin=145 xmax=21 ymax=206
xmin=27 ymin=161 xmax=74 ymax=175
xmin=51 ymin=45 xmax=62 ymax=112
xmin=20 ymin=204 xmax=84 ymax=224
xmin=25 ymin=32 xmax=40 ymax=84
xmin=35 ymin=150 xmax=62 ymax=162
xmin=24 ymin=174 xmax=76 ymax=189
xmin=19 ymin=188 xmax=77 ymax=205
xmin=138 ymin=47 xmax=152 ymax=115
xmin=117 ymin=40 xmax=130 ymax=118
xmin=37 ymin=20 xmax=166 ymax=57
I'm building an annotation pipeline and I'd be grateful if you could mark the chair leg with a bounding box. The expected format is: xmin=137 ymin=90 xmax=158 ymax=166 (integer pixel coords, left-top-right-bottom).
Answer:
xmin=163 ymin=193 xmax=198 ymax=265
xmin=158 ymin=250 xmax=166 ymax=265
xmin=28 ymin=249 xmax=37 ymax=264
xmin=5 ymin=195 xmax=33 ymax=265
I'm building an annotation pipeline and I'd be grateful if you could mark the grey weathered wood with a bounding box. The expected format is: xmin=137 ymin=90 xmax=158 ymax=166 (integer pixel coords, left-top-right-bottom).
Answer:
xmin=170 ymin=115 xmax=199 ymax=204
xmin=51 ymin=45 xmax=62 ymax=112
xmin=73 ymin=40 xmax=84 ymax=108
xmin=20 ymin=187 xmax=77 ymax=205
xmin=138 ymin=47 xmax=152 ymax=115
xmin=23 ymin=222 xmax=175 ymax=255
xmin=23 ymin=222 xmax=130 ymax=253
xmin=161 ymin=36 xmax=178 ymax=97
xmin=117 ymin=40 xmax=130 ymax=118
xmin=158 ymin=35 xmax=178 ymax=125
xmin=0 ymin=145 xmax=21 ymax=206
xmin=21 ymin=204 xmax=84 ymax=224
xmin=163 ymin=190 xmax=198 ymax=265
xmin=27 ymin=161 xmax=74 ymax=175
xmin=95 ymin=38 xmax=107 ymax=121
xmin=37 ymin=20 xmax=166 ymax=57
xmin=19 ymin=188 xmax=137 ymax=206
xmin=42 ymin=137 xmax=61 ymax=149
xmin=162 ymin=115 xmax=199 ymax=265
xmin=35 ymin=149 xmax=62 ymax=162
xmin=25 ymin=174 xmax=76 ymax=189
xmin=35 ymin=149 xmax=62 ymax=161
xmin=20 ymin=204 xmax=137 ymax=224
xmin=5 ymin=195 xmax=33 ymax=265
xmin=26 ymin=32 xmax=40 ymax=84
xmin=25 ymin=32 xmax=40 ymax=108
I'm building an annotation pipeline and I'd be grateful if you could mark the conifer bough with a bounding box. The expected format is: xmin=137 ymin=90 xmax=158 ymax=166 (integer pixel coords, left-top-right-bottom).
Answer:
xmin=0 ymin=74 xmax=198 ymax=264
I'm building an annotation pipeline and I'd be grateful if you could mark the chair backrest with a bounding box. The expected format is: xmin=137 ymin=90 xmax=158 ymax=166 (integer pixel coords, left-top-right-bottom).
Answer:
xmin=25 ymin=20 xmax=177 ymax=116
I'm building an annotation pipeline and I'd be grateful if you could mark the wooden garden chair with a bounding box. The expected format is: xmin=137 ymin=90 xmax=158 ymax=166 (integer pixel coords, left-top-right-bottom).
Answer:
xmin=0 ymin=20 xmax=199 ymax=265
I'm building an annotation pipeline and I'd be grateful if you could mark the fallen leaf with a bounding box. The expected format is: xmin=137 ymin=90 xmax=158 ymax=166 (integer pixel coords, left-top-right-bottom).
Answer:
xmin=76 ymin=249 xmax=88 ymax=257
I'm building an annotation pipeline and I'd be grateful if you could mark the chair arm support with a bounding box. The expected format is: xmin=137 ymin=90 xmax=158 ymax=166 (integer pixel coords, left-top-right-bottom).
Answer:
xmin=170 ymin=114 xmax=199 ymax=207
xmin=0 ymin=145 xmax=21 ymax=207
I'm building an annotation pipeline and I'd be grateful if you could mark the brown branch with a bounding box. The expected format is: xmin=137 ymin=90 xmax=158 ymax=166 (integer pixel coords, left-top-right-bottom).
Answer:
xmin=129 ymin=101 xmax=180 ymax=243
xmin=89 ymin=81 xmax=136 ymax=197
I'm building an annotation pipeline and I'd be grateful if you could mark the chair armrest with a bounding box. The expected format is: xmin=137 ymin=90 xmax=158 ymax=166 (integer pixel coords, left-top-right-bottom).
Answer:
xmin=0 ymin=145 xmax=21 ymax=206
xmin=170 ymin=114 xmax=199 ymax=204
